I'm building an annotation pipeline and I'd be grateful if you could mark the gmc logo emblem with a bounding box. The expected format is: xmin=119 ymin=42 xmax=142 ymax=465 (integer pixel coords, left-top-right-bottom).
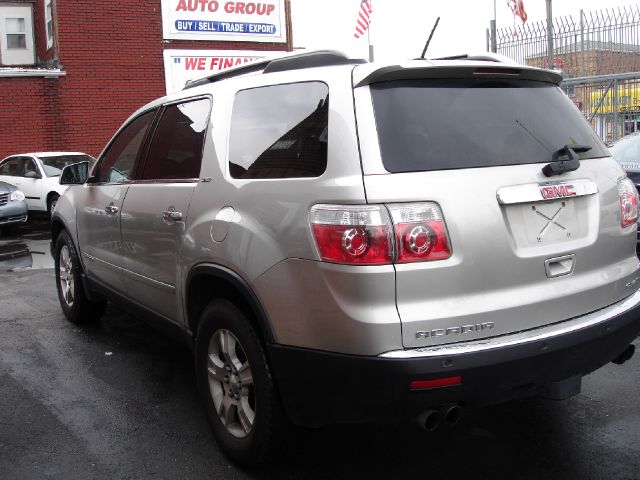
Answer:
xmin=540 ymin=184 xmax=576 ymax=200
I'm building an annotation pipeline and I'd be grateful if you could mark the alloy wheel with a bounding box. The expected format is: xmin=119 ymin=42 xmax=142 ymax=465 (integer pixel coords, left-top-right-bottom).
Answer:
xmin=58 ymin=245 xmax=75 ymax=307
xmin=207 ymin=329 xmax=255 ymax=438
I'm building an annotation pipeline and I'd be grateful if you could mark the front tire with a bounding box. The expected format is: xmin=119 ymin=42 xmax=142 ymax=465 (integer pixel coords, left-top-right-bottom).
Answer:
xmin=196 ymin=299 xmax=286 ymax=467
xmin=54 ymin=230 xmax=106 ymax=324
xmin=48 ymin=194 xmax=59 ymax=218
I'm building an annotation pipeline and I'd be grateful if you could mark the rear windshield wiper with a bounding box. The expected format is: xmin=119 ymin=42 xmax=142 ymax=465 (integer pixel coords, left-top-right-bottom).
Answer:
xmin=542 ymin=144 xmax=592 ymax=177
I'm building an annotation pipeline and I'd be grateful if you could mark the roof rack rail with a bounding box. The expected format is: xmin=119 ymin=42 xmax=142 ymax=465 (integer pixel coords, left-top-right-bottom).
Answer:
xmin=263 ymin=50 xmax=366 ymax=73
xmin=183 ymin=50 xmax=365 ymax=90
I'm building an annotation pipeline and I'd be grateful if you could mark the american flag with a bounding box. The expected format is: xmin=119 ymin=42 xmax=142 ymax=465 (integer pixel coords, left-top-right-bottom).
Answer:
xmin=507 ymin=0 xmax=528 ymax=23
xmin=353 ymin=0 xmax=373 ymax=39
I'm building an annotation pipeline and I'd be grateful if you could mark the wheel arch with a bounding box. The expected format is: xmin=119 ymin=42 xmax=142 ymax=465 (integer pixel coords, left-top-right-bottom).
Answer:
xmin=186 ymin=264 xmax=275 ymax=346
xmin=50 ymin=216 xmax=67 ymax=249
xmin=47 ymin=190 xmax=60 ymax=205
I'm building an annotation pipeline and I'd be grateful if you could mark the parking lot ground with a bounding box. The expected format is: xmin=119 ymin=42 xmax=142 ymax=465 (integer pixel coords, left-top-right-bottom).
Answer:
xmin=1 ymin=221 xmax=640 ymax=479
xmin=0 ymin=214 xmax=53 ymax=272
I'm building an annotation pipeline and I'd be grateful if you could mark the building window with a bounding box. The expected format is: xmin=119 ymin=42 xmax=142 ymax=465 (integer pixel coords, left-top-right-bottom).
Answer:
xmin=0 ymin=5 xmax=34 ymax=65
xmin=6 ymin=18 xmax=26 ymax=49
xmin=44 ymin=0 xmax=53 ymax=49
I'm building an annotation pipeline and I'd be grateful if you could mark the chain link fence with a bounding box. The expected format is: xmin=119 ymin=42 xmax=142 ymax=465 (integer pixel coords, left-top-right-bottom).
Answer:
xmin=489 ymin=5 xmax=640 ymax=143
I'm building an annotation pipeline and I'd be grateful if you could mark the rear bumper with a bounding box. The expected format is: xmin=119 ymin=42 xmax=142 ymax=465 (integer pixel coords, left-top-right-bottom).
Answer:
xmin=268 ymin=289 xmax=640 ymax=427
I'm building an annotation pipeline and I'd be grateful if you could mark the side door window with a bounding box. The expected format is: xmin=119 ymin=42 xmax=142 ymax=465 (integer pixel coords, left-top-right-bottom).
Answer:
xmin=23 ymin=158 xmax=40 ymax=178
xmin=140 ymin=98 xmax=211 ymax=181
xmin=0 ymin=157 xmax=22 ymax=176
xmin=96 ymin=110 xmax=157 ymax=183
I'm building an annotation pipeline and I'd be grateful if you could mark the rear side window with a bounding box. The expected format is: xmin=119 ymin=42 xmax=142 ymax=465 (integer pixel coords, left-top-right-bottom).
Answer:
xmin=229 ymin=82 xmax=329 ymax=179
xmin=371 ymin=79 xmax=608 ymax=173
xmin=141 ymin=98 xmax=211 ymax=180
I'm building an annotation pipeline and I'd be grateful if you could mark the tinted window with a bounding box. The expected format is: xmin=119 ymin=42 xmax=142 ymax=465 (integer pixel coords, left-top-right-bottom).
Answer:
xmin=39 ymin=154 xmax=96 ymax=177
xmin=141 ymin=98 xmax=210 ymax=180
xmin=0 ymin=158 xmax=22 ymax=176
xmin=371 ymin=79 xmax=608 ymax=173
xmin=229 ymin=82 xmax=329 ymax=179
xmin=97 ymin=111 xmax=156 ymax=183
xmin=610 ymin=134 xmax=640 ymax=171
xmin=0 ymin=157 xmax=38 ymax=177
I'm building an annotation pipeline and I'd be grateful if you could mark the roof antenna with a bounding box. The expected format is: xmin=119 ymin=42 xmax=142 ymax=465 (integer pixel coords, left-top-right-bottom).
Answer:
xmin=420 ymin=17 xmax=440 ymax=59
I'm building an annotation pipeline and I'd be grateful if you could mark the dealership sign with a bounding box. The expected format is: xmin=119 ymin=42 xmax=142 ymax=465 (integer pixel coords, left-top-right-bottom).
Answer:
xmin=161 ymin=0 xmax=286 ymax=43
xmin=163 ymin=49 xmax=276 ymax=93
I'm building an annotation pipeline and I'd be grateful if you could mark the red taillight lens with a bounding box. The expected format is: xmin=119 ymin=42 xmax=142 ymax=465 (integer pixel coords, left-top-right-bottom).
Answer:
xmin=388 ymin=203 xmax=452 ymax=263
xmin=619 ymin=178 xmax=639 ymax=228
xmin=310 ymin=205 xmax=393 ymax=265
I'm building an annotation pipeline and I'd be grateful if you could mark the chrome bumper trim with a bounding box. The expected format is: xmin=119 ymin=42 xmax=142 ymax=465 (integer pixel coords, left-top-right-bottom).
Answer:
xmin=380 ymin=288 xmax=640 ymax=359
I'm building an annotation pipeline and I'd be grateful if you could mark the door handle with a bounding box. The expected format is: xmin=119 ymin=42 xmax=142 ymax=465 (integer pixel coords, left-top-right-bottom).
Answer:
xmin=105 ymin=204 xmax=119 ymax=215
xmin=162 ymin=210 xmax=183 ymax=222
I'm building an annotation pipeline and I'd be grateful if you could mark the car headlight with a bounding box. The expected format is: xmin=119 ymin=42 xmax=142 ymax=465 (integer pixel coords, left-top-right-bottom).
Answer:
xmin=10 ymin=190 xmax=25 ymax=202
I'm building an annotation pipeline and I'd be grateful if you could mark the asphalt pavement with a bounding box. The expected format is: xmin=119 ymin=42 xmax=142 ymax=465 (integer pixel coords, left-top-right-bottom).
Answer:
xmin=1 ymin=218 xmax=640 ymax=479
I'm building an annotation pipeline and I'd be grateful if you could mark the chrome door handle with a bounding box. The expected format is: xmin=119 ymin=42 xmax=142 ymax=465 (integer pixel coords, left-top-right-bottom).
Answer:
xmin=105 ymin=204 xmax=119 ymax=215
xmin=162 ymin=210 xmax=182 ymax=222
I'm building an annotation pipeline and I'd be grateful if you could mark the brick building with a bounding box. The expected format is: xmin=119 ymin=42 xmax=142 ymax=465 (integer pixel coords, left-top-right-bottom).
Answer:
xmin=525 ymin=40 xmax=640 ymax=78
xmin=0 ymin=0 xmax=293 ymax=159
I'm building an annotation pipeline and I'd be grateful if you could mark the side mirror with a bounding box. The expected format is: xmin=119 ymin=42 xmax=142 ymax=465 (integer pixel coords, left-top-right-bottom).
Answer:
xmin=24 ymin=170 xmax=40 ymax=179
xmin=60 ymin=161 xmax=89 ymax=185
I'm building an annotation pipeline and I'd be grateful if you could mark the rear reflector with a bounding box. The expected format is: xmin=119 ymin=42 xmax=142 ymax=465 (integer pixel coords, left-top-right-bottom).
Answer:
xmin=410 ymin=376 xmax=462 ymax=391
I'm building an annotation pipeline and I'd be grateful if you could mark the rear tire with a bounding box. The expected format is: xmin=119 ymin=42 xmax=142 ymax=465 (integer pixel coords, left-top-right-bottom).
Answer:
xmin=54 ymin=230 xmax=106 ymax=324
xmin=196 ymin=299 xmax=287 ymax=467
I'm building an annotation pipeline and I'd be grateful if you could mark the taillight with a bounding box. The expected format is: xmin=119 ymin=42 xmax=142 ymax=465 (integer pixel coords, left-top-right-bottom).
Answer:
xmin=310 ymin=202 xmax=452 ymax=265
xmin=618 ymin=178 xmax=639 ymax=228
xmin=388 ymin=203 xmax=451 ymax=263
xmin=309 ymin=205 xmax=393 ymax=265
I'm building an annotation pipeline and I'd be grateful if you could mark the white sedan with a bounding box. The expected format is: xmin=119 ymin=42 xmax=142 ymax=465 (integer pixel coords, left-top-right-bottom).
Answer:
xmin=0 ymin=152 xmax=96 ymax=216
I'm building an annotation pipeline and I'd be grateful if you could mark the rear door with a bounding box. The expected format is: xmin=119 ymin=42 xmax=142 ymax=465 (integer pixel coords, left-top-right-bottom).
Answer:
xmin=356 ymin=73 xmax=639 ymax=348
xmin=76 ymin=110 xmax=157 ymax=288
xmin=120 ymin=97 xmax=211 ymax=322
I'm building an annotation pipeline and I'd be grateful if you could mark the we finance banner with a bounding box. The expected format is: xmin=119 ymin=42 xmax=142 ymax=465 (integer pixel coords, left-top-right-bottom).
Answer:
xmin=163 ymin=49 xmax=277 ymax=93
xmin=161 ymin=0 xmax=287 ymax=43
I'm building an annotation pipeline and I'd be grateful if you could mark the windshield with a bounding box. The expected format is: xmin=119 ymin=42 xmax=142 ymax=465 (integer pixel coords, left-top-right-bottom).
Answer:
xmin=609 ymin=134 xmax=640 ymax=172
xmin=39 ymin=154 xmax=96 ymax=177
xmin=370 ymin=78 xmax=608 ymax=173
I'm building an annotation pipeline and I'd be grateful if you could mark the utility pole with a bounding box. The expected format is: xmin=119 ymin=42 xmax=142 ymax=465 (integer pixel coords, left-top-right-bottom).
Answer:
xmin=490 ymin=0 xmax=497 ymax=53
xmin=546 ymin=0 xmax=554 ymax=69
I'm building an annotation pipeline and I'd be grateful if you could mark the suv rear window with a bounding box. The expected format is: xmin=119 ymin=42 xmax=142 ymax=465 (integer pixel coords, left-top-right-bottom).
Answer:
xmin=371 ymin=79 xmax=607 ymax=173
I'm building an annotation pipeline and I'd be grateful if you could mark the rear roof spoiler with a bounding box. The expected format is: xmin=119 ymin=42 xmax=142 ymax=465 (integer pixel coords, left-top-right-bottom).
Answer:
xmin=353 ymin=59 xmax=563 ymax=88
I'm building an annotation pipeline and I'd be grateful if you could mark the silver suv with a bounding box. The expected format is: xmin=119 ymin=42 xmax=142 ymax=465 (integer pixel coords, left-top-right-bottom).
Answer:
xmin=52 ymin=51 xmax=640 ymax=466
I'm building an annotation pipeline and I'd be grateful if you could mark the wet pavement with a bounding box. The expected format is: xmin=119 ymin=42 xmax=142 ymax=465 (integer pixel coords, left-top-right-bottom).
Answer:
xmin=0 ymin=214 xmax=54 ymax=272
xmin=1 ymin=219 xmax=640 ymax=479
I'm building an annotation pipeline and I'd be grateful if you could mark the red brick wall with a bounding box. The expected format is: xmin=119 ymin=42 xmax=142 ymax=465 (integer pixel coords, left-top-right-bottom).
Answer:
xmin=0 ymin=0 xmax=291 ymax=159
xmin=0 ymin=77 xmax=64 ymax=156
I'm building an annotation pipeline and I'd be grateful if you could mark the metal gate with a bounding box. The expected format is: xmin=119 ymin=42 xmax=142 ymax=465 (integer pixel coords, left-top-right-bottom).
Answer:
xmin=490 ymin=6 xmax=640 ymax=143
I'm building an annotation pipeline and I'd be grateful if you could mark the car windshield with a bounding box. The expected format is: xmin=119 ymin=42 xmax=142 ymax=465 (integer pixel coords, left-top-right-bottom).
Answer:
xmin=370 ymin=78 xmax=608 ymax=173
xmin=39 ymin=154 xmax=96 ymax=177
xmin=609 ymin=134 xmax=640 ymax=172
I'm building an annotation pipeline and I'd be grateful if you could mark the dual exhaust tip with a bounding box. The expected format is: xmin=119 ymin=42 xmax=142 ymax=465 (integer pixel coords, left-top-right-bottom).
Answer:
xmin=415 ymin=343 xmax=635 ymax=432
xmin=417 ymin=403 xmax=463 ymax=432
